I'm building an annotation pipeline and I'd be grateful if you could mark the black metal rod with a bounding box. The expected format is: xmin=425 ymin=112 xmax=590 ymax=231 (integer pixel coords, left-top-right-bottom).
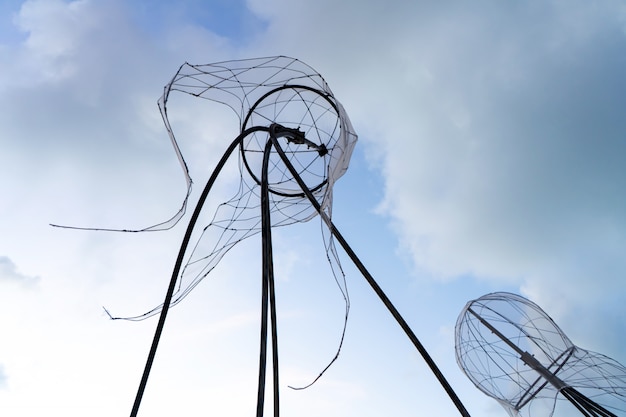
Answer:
xmin=256 ymin=136 xmax=281 ymax=417
xmin=563 ymin=387 xmax=617 ymax=417
xmin=467 ymin=304 xmax=617 ymax=417
xmin=265 ymin=138 xmax=281 ymax=417
xmin=129 ymin=126 xmax=269 ymax=417
xmin=562 ymin=387 xmax=595 ymax=417
xmin=516 ymin=346 xmax=574 ymax=409
xmin=269 ymin=130 xmax=472 ymax=417
xmin=255 ymin=232 xmax=270 ymax=417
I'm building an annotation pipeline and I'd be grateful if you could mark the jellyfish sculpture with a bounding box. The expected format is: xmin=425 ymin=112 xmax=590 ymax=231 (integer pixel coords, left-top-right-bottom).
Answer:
xmin=124 ymin=55 xmax=360 ymax=417
xmin=455 ymin=292 xmax=626 ymax=417
xmin=56 ymin=56 xmax=471 ymax=417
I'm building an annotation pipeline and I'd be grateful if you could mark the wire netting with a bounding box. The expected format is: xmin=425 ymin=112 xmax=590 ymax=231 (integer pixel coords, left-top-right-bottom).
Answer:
xmin=455 ymin=292 xmax=626 ymax=416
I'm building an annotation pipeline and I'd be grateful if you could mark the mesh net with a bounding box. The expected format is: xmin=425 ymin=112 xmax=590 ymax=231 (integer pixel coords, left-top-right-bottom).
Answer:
xmin=99 ymin=56 xmax=357 ymax=321
xmin=159 ymin=56 xmax=357 ymax=228
xmin=50 ymin=55 xmax=358 ymax=391
xmin=455 ymin=292 xmax=626 ymax=416
xmin=88 ymin=56 xmax=358 ymax=388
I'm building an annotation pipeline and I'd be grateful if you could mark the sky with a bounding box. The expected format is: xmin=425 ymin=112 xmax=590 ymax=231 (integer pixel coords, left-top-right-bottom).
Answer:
xmin=1 ymin=0 xmax=625 ymax=416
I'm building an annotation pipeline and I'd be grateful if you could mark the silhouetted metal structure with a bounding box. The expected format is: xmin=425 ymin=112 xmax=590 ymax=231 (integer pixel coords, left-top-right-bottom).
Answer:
xmin=59 ymin=56 xmax=471 ymax=417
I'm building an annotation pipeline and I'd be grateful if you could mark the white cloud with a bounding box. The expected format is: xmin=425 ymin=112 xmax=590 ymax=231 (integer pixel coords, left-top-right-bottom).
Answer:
xmin=370 ymin=3 xmax=626 ymax=299
xmin=246 ymin=0 xmax=626 ymax=298
xmin=239 ymin=0 xmax=626 ymax=384
xmin=0 ymin=256 xmax=39 ymax=286
xmin=1 ymin=1 xmax=625 ymax=416
xmin=0 ymin=365 xmax=6 ymax=389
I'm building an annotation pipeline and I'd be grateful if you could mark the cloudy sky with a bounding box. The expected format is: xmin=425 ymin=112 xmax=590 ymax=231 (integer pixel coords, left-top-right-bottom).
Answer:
xmin=1 ymin=1 xmax=625 ymax=416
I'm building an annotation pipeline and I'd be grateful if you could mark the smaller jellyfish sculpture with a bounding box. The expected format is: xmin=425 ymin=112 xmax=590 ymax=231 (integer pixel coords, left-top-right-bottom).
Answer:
xmin=455 ymin=292 xmax=626 ymax=417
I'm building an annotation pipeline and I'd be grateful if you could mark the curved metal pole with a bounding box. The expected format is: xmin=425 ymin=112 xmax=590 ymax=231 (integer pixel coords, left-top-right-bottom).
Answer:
xmin=561 ymin=387 xmax=616 ymax=417
xmin=269 ymin=129 xmax=473 ymax=417
xmin=129 ymin=126 xmax=269 ymax=417
xmin=256 ymin=135 xmax=281 ymax=417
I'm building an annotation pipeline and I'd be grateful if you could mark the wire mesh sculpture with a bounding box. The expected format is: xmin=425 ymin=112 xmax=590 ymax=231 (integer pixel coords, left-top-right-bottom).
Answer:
xmin=56 ymin=56 xmax=472 ymax=417
xmin=99 ymin=56 xmax=358 ymax=321
xmin=455 ymin=292 xmax=626 ymax=417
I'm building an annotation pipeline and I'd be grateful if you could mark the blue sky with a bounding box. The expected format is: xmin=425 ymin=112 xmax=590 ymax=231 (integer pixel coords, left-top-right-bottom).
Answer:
xmin=1 ymin=1 xmax=625 ymax=416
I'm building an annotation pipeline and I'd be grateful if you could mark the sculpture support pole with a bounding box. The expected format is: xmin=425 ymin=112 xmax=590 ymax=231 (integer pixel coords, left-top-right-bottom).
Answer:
xmin=129 ymin=126 xmax=269 ymax=417
xmin=256 ymin=136 xmax=281 ymax=417
xmin=269 ymin=130 xmax=472 ymax=417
